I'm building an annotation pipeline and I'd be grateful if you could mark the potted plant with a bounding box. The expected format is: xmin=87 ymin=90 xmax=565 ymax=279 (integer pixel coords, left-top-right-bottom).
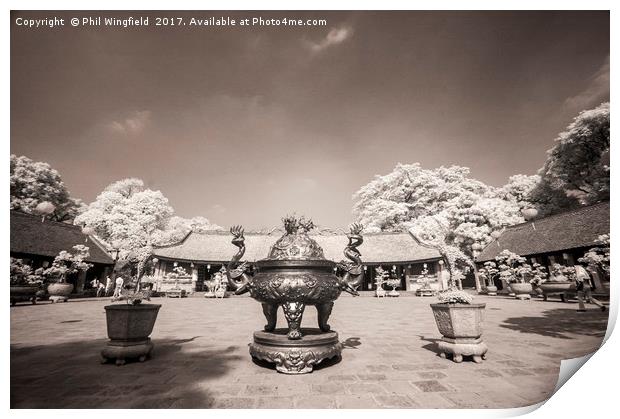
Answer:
xmin=536 ymin=263 xmax=573 ymax=301
xmin=101 ymin=258 xmax=161 ymax=366
xmin=38 ymin=245 xmax=93 ymax=303
xmin=165 ymin=265 xmax=189 ymax=298
xmin=415 ymin=264 xmax=435 ymax=297
xmin=385 ymin=275 xmax=401 ymax=297
xmin=374 ymin=266 xmax=388 ymax=297
xmin=494 ymin=250 xmax=533 ymax=300
xmin=478 ymin=262 xmax=499 ymax=296
xmin=430 ymin=287 xmax=488 ymax=363
xmin=10 ymin=258 xmax=43 ymax=306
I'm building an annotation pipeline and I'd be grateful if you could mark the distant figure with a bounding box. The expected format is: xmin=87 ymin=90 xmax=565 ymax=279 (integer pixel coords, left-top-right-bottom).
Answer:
xmin=113 ymin=275 xmax=124 ymax=298
xmin=575 ymin=265 xmax=606 ymax=312
xmin=90 ymin=278 xmax=105 ymax=297
xmin=97 ymin=281 xmax=105 ymax=297
xmin=105 ymin=276 xmax=113 ymax=296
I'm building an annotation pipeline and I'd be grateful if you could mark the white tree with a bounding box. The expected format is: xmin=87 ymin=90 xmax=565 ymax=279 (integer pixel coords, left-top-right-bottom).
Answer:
xmin=10 ymin=154 xmax=84 ymax=222
xmin=409 ymin=215 xmax=474 ymax=290
xmin=353 ymin=163 xmax=523 ymax=255
xmin=74 ymin=178 xmax=174 ymax=284
xmin=156 ymin=215 xmax=223 ymax=245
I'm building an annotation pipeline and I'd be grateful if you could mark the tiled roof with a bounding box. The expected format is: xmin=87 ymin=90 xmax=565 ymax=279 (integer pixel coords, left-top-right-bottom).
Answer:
xmin=476 ymin=202 xmax=610 ymax=262
xmin=10 ymin=211 xmax=114 ymax=265
xmin=153 ymin=231 xmax=441 ymax=264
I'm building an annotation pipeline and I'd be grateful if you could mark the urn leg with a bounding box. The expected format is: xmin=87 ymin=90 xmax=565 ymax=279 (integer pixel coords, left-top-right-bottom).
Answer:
xmin=262 ymin=303 xmax=278 ymax=332
xmin=316 ymin=302 xmax=334 ymax=332
xmin=282 ymin=301 xmax=305 ymax=340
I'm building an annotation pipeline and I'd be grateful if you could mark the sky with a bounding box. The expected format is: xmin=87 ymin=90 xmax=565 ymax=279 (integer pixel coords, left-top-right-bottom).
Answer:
xmin=10 ymin=11 xmax=610 ymax=229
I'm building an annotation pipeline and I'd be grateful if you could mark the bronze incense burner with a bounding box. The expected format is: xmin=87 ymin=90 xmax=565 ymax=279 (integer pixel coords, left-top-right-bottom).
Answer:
xmin=225 ymin=215 xmax=364 ymax=373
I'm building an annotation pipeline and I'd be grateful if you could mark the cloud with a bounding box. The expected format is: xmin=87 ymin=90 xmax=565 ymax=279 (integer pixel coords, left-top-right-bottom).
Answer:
xmin=210 ymin=204 xmax=226 ymax=214
xmin=305 ymin=26 xmax=353 ymax=53
xmin=564 ymin=56 xmax=609 ymax=110
xmin=108 ymin=110 xmax=151 ymax=135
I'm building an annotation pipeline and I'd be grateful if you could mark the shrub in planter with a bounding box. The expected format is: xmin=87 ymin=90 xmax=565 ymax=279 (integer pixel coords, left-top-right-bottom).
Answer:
xmin=478 ymin=262 xmax=499 ymax=296
xmin=10 ymin=258 xmax=43 ymax=306
xmin=38 ymin=245 xmax=93 ymax=303
xmin=430 ymin=288 xmax=488 ymax=363
xmin=495 ymin=250 xmax=536 ymax=300
xmin=101 ymin=259 xmax=161 ymax=366
xmin=538 ymin=263 xmax=573 ymax=301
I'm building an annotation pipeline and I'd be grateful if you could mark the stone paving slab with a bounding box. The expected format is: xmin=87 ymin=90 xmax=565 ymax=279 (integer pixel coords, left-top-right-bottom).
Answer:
xmin=10 ymin=294 xmax=608 ymax=409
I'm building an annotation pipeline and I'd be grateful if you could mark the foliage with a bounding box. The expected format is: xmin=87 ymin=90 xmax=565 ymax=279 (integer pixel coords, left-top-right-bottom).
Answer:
xmin=74 ymin=178 xmax=173 ymax=283
xmin=282 ymin=214 xmax=315 ymax=234
xmin=156 ymin=215 xmax=223 ymax=245
xmin=578 ymin=233 xmax=610 ymax=277
xmin=37 ymin=245 xmax=93 ymax=283
xmin=526 ymin=103 xmax=610 ymax=217
xmin=10 ymin=154 xmax=84 ymax=222
xmin=529 ymin=263 xmax=549 ymax=285
xmin=410 ymin=215 xmax=474 ymax=288
xmin=112 ymin=288 xmax=152 ymax=306
xmin=499 ymin=174 xmax=541 ymax=211
xmin=478 ymin=261 xmax=500 ymax=287
xmin=168 ymin=265 xmax=189 ymax=278
xmin=353 ymin=163 xmax=524 ymax=258
xmin=384 ymin=276 xmax=401 ymax=290
xmin=374 ymin=266 xmax=389 ymax=288
xmin=10 ymin=258 xmax=44 ymax=287
xmin=494 ymin=250 xmax=529 ymax=284
xmin=436 ymin=289 xmax=474 ymax=305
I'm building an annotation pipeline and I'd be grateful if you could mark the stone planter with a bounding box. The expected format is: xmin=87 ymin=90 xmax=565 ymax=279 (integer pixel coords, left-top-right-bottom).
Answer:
xmin=509 ymin=282 xmax=533 ymax=300
xmin=101 ymin=303 xmax=161 ymax=365
xmin=10 ymin=286 xmax=38 ymax=306
xmin=47 ymin=283 xmax=74 ymax=303
xmin=430 ymin=303 xmax=488 ymax=363
xmin=388 ymin=289 xmax=400 ymax=297
xmin=539 ymin=281 xmax=574 ymax=302
xmin=486 ymin=285 xmax=498 ymax=296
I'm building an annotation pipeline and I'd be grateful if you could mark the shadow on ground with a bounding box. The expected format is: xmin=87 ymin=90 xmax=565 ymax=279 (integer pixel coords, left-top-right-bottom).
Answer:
xmin=11 ymin=336 xmax=244 ymax=408
xmin=500 ymin=308 xmax=609 ymax=339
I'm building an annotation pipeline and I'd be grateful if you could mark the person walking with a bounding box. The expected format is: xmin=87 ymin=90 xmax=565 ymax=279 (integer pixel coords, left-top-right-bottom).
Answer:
xmin=113 ymin=275 xmax=124 ymax=298
xmin=575 ymin=264 xmax=606 ymax=312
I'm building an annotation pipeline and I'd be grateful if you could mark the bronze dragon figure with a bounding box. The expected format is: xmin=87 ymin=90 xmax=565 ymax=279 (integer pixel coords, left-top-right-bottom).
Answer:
xmin=338 ymin=222 xmax=364 ymax=296
xmin=225 ymin=225 xmax=252 ymax=295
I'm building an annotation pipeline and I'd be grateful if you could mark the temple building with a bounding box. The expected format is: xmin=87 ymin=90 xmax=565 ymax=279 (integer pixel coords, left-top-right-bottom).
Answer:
xmin=151 ymin=230 xmax=443 ymax=294
xmin=476 ymin=201 xmax=610 ymax=292
xmin=10 ymin=211 xmax=115 ymax=293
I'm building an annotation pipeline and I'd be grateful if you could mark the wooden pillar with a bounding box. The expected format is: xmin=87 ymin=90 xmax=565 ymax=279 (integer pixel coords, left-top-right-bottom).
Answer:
xmin=473 ymin=268 xmax=482 ymax=293
xmin=76 ymin=270 xmax=87 ymax=294
xmin=191 ymin=264 xmax=199 ymax=292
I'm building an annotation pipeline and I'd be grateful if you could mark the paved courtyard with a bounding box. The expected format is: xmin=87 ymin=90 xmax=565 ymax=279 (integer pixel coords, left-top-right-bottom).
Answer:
xmin=11 ymin=294 xmax=608 ymax=409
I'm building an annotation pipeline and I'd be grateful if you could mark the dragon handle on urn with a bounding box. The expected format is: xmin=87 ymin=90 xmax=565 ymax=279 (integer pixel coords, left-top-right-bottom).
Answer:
xmin=337 ymin=222 xmax=364 ymax=296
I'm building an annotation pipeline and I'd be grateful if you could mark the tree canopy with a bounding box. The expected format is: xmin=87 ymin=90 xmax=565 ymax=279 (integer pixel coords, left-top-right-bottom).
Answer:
xmin=10 ymin=154 xmax=83 ymax=222
xmin=353 ymin=163 xmax=523 ymax=256
xmin=530 ymin=102 xmax=610 ymax=215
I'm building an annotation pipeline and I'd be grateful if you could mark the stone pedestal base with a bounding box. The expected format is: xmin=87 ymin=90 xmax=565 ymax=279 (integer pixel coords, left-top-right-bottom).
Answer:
xmin=515 ymin=293 xmax=531 ymax=300
xmin=437 ymin=336 xmax=488 ymax=363
xmin=49 ymin=296 xmax=68 ymax=303
xmin=249 ymin=328 xmax=342 ymax=374
xmin=101 ymin=338 xmax=154 ymax=366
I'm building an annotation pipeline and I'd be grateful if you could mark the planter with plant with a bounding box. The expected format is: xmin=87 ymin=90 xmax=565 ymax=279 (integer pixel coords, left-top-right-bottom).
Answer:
xmin=478 ymin=262 xmax=499 ymax=296
xmin=430 ymin=288 xmax=488 ymax=363
xmin=494 ymin=250 xmax=536 ymax=300
xmin=537 ymin=263 xmax=573 ymax=301
xmin=38 ymin=245 xmax=93 ymax=303
xmin=10 ymin=258 xmax=44 ymax=306
xmin=374 ymin=267 xmax=388 ymax=297
xmin=101 ymin=258 xmax=161 ymax=366
xmin=385 ymin=276 xmax=401 ymax=297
